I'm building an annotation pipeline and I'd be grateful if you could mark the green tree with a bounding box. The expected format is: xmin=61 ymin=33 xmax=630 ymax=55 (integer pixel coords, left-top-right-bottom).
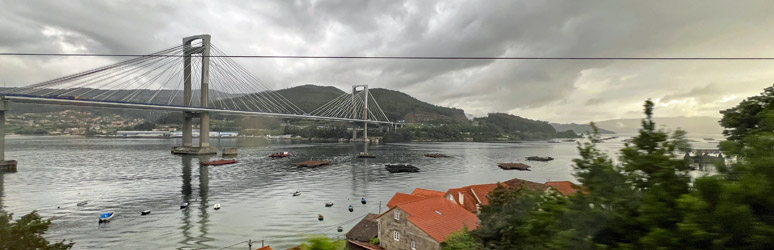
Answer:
xmin=297 ymin=236 xmax=344 ymax=250
xmin=0 ymin=211 xmax=74 ymax=250
xmin=442 ymin=226 xmax=484 ymax=250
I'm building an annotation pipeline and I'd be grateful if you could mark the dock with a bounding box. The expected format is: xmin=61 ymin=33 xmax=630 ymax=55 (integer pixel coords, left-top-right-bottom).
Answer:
xmin=294 ymin=160 xmax=330 ymax=167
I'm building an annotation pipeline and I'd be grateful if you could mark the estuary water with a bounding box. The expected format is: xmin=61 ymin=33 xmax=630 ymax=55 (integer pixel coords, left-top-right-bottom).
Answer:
xmin=0 ymin=134 xmax=723 ymax=249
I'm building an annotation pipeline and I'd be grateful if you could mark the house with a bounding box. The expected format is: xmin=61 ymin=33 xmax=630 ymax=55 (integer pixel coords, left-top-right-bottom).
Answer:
xmin=377 ymin=196 xmax=478 ymax=250
xmin=346 ymin=213 xmax=381 ymax=250
xmin=444 ymin=178 xmax=577 ymax=214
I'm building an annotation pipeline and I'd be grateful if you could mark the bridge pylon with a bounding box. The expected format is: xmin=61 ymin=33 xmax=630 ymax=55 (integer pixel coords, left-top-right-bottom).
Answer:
xmin=172 ymin=34 xmax=217 ymax=155
xmin=0 ymin=99 xmax=17 ymax=172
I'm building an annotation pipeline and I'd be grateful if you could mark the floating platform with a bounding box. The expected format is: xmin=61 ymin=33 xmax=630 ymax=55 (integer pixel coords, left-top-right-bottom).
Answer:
xmin=497 ymin=163 xmax=531 ymax=171
xmin=357 ymin=152 xmax=376 ymax=158
xmin=0 ymin=160 xmax=17 ymax=173
xmin=526 ymin=156 xmax=554 ymax=162
xmin=270 ymin=152 xmax=290 ymax=158
xmin=424 ymin=153 xmax=447 ymax=158
xmin=385 ymin=164 xmax=420 ymax=173
xmin=171 ymin=146 xmax=218 ymax=155
xmin=294 ymin=160 xmax=330 ymax=167
xmin=200 ymin=159 xmax=238 ymax=166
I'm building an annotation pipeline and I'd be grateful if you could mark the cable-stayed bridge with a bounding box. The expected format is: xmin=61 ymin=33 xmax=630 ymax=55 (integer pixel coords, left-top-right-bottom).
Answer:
xmin=0 ymin=35 xmax=395 ymax=167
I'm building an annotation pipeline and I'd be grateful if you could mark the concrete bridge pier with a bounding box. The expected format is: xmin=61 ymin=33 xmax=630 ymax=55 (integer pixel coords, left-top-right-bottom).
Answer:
xmin=0 ymin=99 xmax=17 ymax=172
xmin=171 ymin=34 xmax=217 ymax=155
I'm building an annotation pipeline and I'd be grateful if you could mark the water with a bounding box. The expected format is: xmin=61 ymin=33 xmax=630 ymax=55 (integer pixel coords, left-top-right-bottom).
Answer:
xmin=0 ymin=134 xmax=723 ymax=249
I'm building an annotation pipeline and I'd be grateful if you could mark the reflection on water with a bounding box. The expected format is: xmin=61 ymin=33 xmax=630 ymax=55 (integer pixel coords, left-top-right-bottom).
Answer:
xmin=0 ymin=134 xmax=724 ymax=249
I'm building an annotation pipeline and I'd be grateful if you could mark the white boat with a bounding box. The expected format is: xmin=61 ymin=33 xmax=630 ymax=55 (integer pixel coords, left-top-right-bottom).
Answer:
xmin=180 ymin=202 xmax=189 ymax=209
xmin=325 ymin=201 xmax=334 ymax=207
xmin=214 ymin=204 xmax=221 ymax=210
xmin=293 ymin=191 xmax=301 ymax=197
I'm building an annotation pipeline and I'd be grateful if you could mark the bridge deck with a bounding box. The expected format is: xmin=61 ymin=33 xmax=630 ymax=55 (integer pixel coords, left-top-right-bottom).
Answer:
xmin=1 ymin=94 xmax=393 ymax=125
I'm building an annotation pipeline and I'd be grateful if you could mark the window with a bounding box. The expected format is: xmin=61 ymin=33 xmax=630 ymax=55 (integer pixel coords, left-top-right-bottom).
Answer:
xmin=394 ymin=210 xmax=400 ymax=220
xmin=411 ymin=240 xmax=416 ymax=250
xmin=393 ymin=230 xmax=400 ymax=241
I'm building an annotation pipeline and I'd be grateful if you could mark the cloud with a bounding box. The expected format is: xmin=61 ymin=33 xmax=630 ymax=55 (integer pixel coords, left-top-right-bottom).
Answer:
xmin=1 ymin=0 xmax=774 ymax=123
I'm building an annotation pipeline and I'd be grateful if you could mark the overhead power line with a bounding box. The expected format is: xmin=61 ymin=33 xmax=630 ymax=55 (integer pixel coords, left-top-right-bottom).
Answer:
xmin=1 ymin=52 xmax=774 ymax=60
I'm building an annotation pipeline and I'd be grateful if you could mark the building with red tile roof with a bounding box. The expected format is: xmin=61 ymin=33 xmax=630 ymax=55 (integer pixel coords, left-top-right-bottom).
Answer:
xmin=411 ymin=188 xmax=445 ymax=197
xmin=377 ymin=196 xmax=478 ymax=250
xmin=444 ymin=178 xmax=551 ymax=214
xmin=545 ymin=181 xmax=579 ymax=195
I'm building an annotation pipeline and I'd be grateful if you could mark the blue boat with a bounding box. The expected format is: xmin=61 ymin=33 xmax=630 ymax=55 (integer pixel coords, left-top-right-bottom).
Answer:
xmin=361 ymin=198 xmax=367 ymax=205
xmin=99 ymin=211 xmax=114 ymax=223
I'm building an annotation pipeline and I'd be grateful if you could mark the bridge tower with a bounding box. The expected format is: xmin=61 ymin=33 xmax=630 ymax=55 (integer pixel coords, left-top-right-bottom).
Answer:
xmin=351 ymin=85 xmax=369 ymax=141
xmin=172 ymin=34 xmax=218 ymax=155
xmin=0 ymin=99 xmax=17 ymax=172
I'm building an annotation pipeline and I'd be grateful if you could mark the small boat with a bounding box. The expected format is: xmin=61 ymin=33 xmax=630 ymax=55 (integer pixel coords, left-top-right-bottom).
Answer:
xmin=294 ymin=160 xmax=330 ymax=167
xmin=141 ymin=210 xmax=151 ymax=216
xmin=703 ymin=138 xmax=715 ymax=141
xmin=547 ymin=140 xmax=560 ymax=143
xmin=348 ymin=205 xmax=354 ymax=212
xmin=562 ymin=139 xmax=576 ymax=142
xmin=361 ymin=198 xmax=367 ymax=205
xmin=214 ymin=204 xmax=221 ymax=210
xmin=424 ymin=153 xmax=447 ymax=158
xmin=357 ymin=152 xmax=376 ymax=158
xmin=293 ymin=191 xmax=301 ymax=197
xmin=526 ymin=156 xmax=554 ymax=162
xmin=99 ymin=211 xmax=114 ymax=223
xmin=200 ymin=159 xmax=238 ymax=166
xmin=270 ymin=152 xmax=290 ymax=158
xmin=77 ymin=201 xmax=88 ymax=206
xmin=318 ymin=214 xmax=324 ymax=221
xmin=497 ymin=163 xmax=531 ymax=171
xmin=180 ymin=202 xmax=189 ymax=209
xmin=337 ymin=226 xmax=343 ymax=232
xmin=325 ymin=201 xmax=334 ymax=207
xmin=385 ymin=164 xmax=420 ymax=173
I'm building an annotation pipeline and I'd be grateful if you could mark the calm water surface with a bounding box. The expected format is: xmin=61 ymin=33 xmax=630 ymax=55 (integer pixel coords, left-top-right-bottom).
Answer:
xmin=0 ymin=134 xmax=723 ymax=249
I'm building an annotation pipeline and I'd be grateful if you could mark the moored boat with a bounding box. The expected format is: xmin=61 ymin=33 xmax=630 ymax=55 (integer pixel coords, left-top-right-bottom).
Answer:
xmin=200 ymin=159 xmax=237 ymax=166
xmin=337 ymin=226 xmax=343 ymax=232
xmin=348 ymin=205 xmax=354 ymax=212
xmin=385 ymin=164 xmax=420 ymax=173
xmin=214 ymin=204 xmax=221 ymax=210
xmin=294 ymin=160 xmax=330 ymax=167
xmin=526 ymin=156 xmax=554 ymax=162
xmin=361 ymin=198 xmax=367 ymax=205
xmin=357 ymin=152 xmax=376 ymax=158
xmin=293 ymin=191 xmax=301 ymax=197
xmin=497 ymin=163 xmax=531 ymax=171
xmin=424 ymin=153 xmax=447 ymax=158
xmin=99 ymin=211 xmax=115 ymax=223
xmin=325 ymin=201 xmax=334 ymax=207
xmin=270 ymin=152 xmax=290 ymax=158
xmin=318 ymin=214 xmax=324 ymax=221
xmin=141 ymin=210 xmax=151 ymax=216
xmin=77 ymin=201 xmax=88 ymax=206
xmin=180 ymin=202 xmax=189 ymax=209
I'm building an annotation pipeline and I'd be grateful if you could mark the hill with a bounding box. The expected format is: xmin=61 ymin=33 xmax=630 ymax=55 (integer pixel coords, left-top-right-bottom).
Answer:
xmin=551 ymin=123 xmax=615 ymax=134
xmin=594 ymin=116 xmax=722 ymax=134
xmin=276 ymin=85 xmax=467 ymax=123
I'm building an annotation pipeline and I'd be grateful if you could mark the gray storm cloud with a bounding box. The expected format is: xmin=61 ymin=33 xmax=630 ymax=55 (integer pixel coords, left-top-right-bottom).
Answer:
xmin=1 ymin=0 xmax=773 ymax=123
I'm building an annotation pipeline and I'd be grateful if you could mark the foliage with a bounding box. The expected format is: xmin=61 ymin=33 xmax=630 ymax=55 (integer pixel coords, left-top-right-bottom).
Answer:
xmin=719 ymin=84 xmax=774 ymax=156
xmin=0 ymin=211 xmax=73 ymax=250
xmin=470 ymin=100 xmax=694 ymax=249
xmin=382 ymin=129 xmax=413 ymax=143
xmin=282 ymin=125 xmax=350 ymax=139
xmin=555 ymin=130 xmax=580 ymax=138
xmin=296 ymin=236 xmax=345 ymax=250
xmin=369 ymin=237 xmax=379 ymax=245
xmin=442 ymin=226 xmax=484 ymax=250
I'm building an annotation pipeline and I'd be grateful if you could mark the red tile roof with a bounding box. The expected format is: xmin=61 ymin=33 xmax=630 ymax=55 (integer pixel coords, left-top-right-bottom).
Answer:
xmin=256 ymin=246 xmax=272 ymax=250
xmin=411 ymin=188 xmax=445 ymax=197
xmin=386 ymin=192 xmax=429 ymax=209
xmin=445 ymin=178 xmax=550 ymax=213
xmin=545 ymin=181 xmax=579 ymax=195
xmin=387 ymin=196 xmax=479 ymax=243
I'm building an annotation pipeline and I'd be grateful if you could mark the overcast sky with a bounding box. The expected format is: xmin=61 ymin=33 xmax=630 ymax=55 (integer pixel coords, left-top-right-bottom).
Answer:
xmin=1 ymin=0 xmax=773 ymax=123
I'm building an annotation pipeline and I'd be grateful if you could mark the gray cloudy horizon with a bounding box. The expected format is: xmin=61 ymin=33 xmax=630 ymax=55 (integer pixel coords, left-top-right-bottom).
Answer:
xmin=1 ymin=0 xmax=773 ymax=123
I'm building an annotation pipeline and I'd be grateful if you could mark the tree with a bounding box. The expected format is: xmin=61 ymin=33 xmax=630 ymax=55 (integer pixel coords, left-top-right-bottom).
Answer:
xmin=296 ymin=236 xmax=344 ymax=250
xmin=442 ymin=227 xmax=484 ymax=250
xmin=0 ymin=211 xmax=74 ymax=250
xmin=719 ymin=84 xmax=774 ymax=156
